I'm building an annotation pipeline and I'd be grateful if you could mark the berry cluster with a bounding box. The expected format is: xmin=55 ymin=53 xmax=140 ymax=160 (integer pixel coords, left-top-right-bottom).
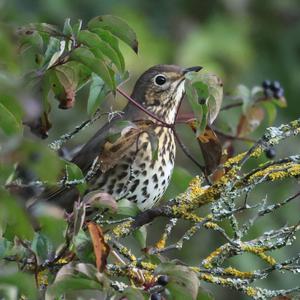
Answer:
xmin=150 ymin=275 xmax=169 ymax=300
xmin=262 ymin=80 xmax=284 ymax=99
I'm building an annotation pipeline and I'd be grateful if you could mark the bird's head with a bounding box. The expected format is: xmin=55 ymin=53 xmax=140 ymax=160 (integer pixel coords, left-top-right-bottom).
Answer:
xmin=129 ymin=64 xmax=202 ymax=124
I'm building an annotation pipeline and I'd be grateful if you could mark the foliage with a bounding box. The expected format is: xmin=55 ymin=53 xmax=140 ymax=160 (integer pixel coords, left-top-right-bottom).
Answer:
xmin=0 ymin=12 xmax=300 ymax=300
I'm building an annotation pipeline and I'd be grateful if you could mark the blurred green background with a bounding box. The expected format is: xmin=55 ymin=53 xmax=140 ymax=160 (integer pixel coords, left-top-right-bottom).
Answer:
xmin=1 ymin=0 xmax=300 ymax=299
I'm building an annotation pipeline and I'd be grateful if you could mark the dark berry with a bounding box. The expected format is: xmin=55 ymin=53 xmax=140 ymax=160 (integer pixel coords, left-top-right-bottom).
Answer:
xmin=265 ymin=148 xmax=276 ymax=159
xmin=157 ymin=275 xmax=169 ymax=286
xmin=262 ymin=80 xmax=271 ymax=89
xmin=151 ymin=293 xmax=162 ymax=300
xmin=274 ymin=87 xmax=285 ymax=99
xmin=264 ymin=88 xmax=273 ymax=99
xmin=270 ymin=80 xmax=281 ymax=92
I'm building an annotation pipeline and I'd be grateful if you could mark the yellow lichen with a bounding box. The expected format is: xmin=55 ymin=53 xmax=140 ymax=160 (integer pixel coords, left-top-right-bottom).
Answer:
xmin=37 ymin=270 xmax=48 ymax=286
xmin=188 ymin=176 xmax=206 ymax=198
xmin=155 ymin=234 xmax=167 ymax=249
xmin=200 ymin=273 xmax=216 ymax=283
xmin=246 ymin=286 xmax=258 ymax=297
xmin=57 ymin=257 xmax=69 ymax=264
xmin=200 ymin=273 xmax=231 ymax=286
xmin=249 ymin=163 xmax=300 ymax=183
xmin=223 ymin=147 xmax=263 ymax=169
xmin=251 ymin=146 xmax=263 ymax=158
xmin=288 ymin=164 xmax=300 ymax=177
xmin=140 ymin=261 xmax=156 ymax=271
xmin=204 ymin=221 xmax=218 ymax=229
xmin=203 ymin=246 xmax=224 ymax=268
xmin=241 ymin=244 xmax=276 ymax=265
xmin=112 ymin=220 xmax=133 ymax=238
xmin=143 ymin=271 xmax=155 ymax=284
xmin=257 ymin=252 xmax=276 ymax=265
xmin=190 ymin=266 xmax=200 ymax=273
xmin=290 ymin=120 xmax=300 ymax=128
xmin=224 ymin=152 xmax=246 ymax=168
xmin=118 ymin=245 xmax=137 ymax=262
xmin=223 ymin=267 xmax=253 ymax=279
xmin=171 ymin=208 xmax=204 ymax=223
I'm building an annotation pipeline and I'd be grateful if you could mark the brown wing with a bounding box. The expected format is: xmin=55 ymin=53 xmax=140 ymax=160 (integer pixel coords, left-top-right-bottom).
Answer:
xmin=38 ymin=116 xmax=125 ymax=211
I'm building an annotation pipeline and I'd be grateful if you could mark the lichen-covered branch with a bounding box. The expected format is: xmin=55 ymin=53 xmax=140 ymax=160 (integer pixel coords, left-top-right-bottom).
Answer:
xmin=101 ymin=119 xmax=300 ymax=299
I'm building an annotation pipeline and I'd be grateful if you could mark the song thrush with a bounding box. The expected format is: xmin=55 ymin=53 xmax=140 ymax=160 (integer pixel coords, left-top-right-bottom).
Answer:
xmin=43 ymin=64 xmax=202 ymax=211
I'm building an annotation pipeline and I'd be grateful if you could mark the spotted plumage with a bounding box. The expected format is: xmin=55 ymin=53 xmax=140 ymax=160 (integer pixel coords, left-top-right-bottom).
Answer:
xmin=90 ymin=126 xmax=175 ymax=210
xmin=40 ymin=64 xmax=202 ymax=212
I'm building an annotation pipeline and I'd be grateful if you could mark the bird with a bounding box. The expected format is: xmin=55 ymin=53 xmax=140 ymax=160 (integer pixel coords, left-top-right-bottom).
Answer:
xmin=40 ymin=64 xmax=202 ymax=212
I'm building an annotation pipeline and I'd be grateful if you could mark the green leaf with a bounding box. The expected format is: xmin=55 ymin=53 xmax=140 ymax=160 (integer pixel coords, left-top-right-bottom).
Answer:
xmin=71 ymin=47 xmax=115 ymax=90
xmin=0 ymin=101 xmax=22 ymax=136
xmin=0 ymin=190 xmax=34 ymax=240
xmin=155 ymin=263 xmax=199 ymax=300
xmin=192 ymin=81 xmax=209 ymax=100
xmin=63 ymin=18 xmax=73 ymax=36
xmin=0 ymin=272 xmax=37 ymax=300
xmin=31 ymin=232 xmax=53 ymax=263
xmin=188 ymin=73 xmax=223 ymax=125
xmin=272 ymin=97 xmax=287 ymax=108
xmin=165 ymin=167 xmax=193 ymax=199
xmin=261 ymin=101 xmax=277 ymax=125
xmin=87 ymin=73 xmax=109 ymax=115
xmin=197 ymin=287 xmax=214 ymax=300
xmin=0 ymin=94 xmax=23 ymax=122
xmin=47 ymin=277 xmax=102 ymax=298
xmin=73 ymin=230 xmax=95 ymax=263
xmin=73 ymin=202 xmax=86 ymax=237
xmin=37 ymin=216 xmax=67 ymax=247
xmin=133 ymin=225 xmax=147 ymax=248
xmin=18 ymin=30 xmax=44 ymax=53
xmin=235 ymin=84 xmax=252 ymax=113
xmin=0 ymin=238 xmax=13 ymax=259
xmin=91 ymin=28 xmax=125 ymax=71
xmin=65 ymin=162 xmax=84 ymax=181
xmin=122 ymin=287 xmax=145 ymax=300
xmin=43 ymin=37 xmax=65 ymax=69
xmin=185 ymin=80 xmax=207 ymax=136
xmin=19 ymin=23 xmax=61 ymax=36
xmin=77 ymin=30 xmax=123 ymax=72
xmin=72 ymin=19 xmax=83 ymax=37
xmin=55 ymin=62 xmax=80 ymax=109
xmin=88 ymin=15 xmax=138 ymax=53
xmin=201 ymin=74 xmax=223 ymax=124
xmin=65 ymin=161 xmax=86 ymax=194
xmin=56 ymin=63 xmax=79 ymax=87
xmin=117 ymin=198 xmax=140 ymax=216
xmin=20 ymin=141 xmax=63 ymax=182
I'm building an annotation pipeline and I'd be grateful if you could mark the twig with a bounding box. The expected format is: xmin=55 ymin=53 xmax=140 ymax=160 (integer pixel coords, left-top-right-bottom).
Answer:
xmin=213 ymin=128 xmax=256 ymax=143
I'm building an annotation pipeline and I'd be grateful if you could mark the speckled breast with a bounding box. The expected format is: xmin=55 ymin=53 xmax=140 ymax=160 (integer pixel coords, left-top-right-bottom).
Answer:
xmin=92 ymin=126 xmax=176 ymax=211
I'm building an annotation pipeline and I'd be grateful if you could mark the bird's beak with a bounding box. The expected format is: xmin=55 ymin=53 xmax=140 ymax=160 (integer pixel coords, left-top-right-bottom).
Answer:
xmin=183 ymin=66 xmax=203 ymax=75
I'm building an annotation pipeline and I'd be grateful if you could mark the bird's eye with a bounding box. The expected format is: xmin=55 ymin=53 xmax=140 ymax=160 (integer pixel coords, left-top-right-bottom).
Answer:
xmin=154 ymin=74 xmax=167 ymax=86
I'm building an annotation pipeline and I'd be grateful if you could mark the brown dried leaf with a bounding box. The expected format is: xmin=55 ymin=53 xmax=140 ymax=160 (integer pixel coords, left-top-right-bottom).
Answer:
xmin=237 ymin=106 xmax=264 ymax=137
xmin=188 ymin=121 xmax=222 ymax=176
xmin=199 ymin=127 xmax=222 ymax=176
xmin=87 ymin=222 xmax=110 ymax=272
